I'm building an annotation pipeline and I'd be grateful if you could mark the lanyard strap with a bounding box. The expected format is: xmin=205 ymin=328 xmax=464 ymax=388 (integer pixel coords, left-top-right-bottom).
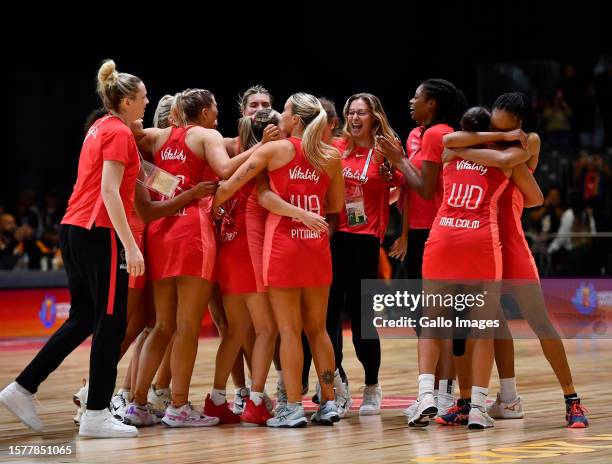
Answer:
xmin=360 ymin=148 xmax=374 ymax=182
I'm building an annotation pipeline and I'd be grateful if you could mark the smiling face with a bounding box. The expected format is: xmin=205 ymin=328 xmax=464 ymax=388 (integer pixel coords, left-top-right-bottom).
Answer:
xmin=243 ymin=93 xmax=272 ymax=118
xmin=346 ymin=98 xmax=374 ymax=141
xmin=409 ymin=84 xmax=434 ymax=125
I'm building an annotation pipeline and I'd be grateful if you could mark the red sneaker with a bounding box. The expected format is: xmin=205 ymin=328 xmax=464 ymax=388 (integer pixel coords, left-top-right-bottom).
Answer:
xmin=204 ymin=394 xmax=241 ymax=424
xmin=241 ymin=398 xmax=272 ymax=426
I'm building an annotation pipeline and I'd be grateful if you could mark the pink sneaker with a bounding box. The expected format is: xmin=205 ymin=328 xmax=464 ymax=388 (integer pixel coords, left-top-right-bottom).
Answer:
xmin=161 ymin=403 xmax=220 ymax=427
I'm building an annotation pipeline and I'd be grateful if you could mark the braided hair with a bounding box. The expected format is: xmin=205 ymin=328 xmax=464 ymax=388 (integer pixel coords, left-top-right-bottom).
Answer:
xmin=421 ymin=78 xmax=467 ymax=132
xmin=493 ymin=92 xmax=534 ymax=131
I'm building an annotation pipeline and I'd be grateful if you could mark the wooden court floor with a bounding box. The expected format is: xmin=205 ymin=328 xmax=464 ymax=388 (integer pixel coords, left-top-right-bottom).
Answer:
xmin=0 ymin=337 xmax=611 ymax=463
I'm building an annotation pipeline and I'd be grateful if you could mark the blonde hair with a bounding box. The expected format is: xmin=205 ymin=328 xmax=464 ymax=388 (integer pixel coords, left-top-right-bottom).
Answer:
xmin=238 ymin=85 xmax=273 ymax=114
xmin=289 ymin=93 xmax=337 ymax=172
xmin=153 ymin=94 xmax=176 ymax=129
xmin=96 ymin=59 xmax=142 ymax=113
xmin=341 ymin=93 xmax=396 ymax=154
xmin=171 ymin=88 xmax=215 ymax=127
xmin=237 ymin=108 xmax=281 ymax=151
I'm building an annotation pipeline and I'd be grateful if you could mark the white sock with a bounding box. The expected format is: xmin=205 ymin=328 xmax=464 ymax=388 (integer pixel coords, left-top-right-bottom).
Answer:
xmin=499 ymin=377 xmax=518 ymax=403
xmin=417 ymin=374 xmax=435 ymax=400
xmin=211 ymin=388 xmax=226 ymax=406
xmin=14 ymin=383 xmax=33 ymax=396
xmin=250 ymin=391 xmax=263 ymax=406
xmin=433 ymin=388 xmax=439 ymax=400
xmin=334 ymin=369 xmax=346 ymax=394
xmin=471 ymin=386 xmax=488 ymax=412
xmin=276 ymin=370 xmax=284 ymax=387
xmin=117 ymin=388 xmax=130 ymax=395
xmin=85 ymin=409 xmax=105 ymax=417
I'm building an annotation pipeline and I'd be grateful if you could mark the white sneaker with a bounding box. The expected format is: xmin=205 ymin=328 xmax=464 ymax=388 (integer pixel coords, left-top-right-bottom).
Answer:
xmin=232 ymin=387 xmax=249 ymax=414
xmin=311 ymin=400 xmax=341 ymax=425
xmin=335 ymin=383 xmax=353 ymax=418
xmin=72 ymin=380 xmax=88 ymax=425
xmin=407 ymin=393 xmax=437 ymax=427
xmin=275 ymin=380 xmax=287 ymax=413
xmin=359 ymin=384 xmax=382 ymax=416
xmin=468 ymin=406 xmax=495 ymax=429
xmin=266 ymin=403 xmax=308 ymax=428
xmin=437 ymin=394 xmax=455 ymax=417
xmin=79 ymin=409 xmax=138 ymax=438
xmin=161 ymin=403 xmax=220 ymax=427
xmin=0 ymin=382 xmax=43 ymax=432
xmin=110 ymin=390 xmax=130 ymax=421
xmin=403 ymin=402 xmax=417 ymax=418
xmin=147 ymin=385 xmax=171 ymax=421
xmin=123 ymin=402 xmax=156 ymax=427
xmin=487 ymin=393 xmax=524 ymax=419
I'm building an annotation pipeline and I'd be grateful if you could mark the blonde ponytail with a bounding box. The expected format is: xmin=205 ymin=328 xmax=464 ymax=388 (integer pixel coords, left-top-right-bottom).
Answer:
xmin=95 ymin=59 xmax=142 ymax=113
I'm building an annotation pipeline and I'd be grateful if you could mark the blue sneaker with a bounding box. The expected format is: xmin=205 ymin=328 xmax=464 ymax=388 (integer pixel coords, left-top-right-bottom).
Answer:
xmin=566 ymin=400 xmax=589 ymax=428
xmin=435 ymin=398 xmax=470 ymax=426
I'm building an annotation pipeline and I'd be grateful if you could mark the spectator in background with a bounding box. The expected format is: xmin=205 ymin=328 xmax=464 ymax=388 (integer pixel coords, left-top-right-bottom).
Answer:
xmin=0 ymin=213 xmax=42 ymax=270
xmin=548 ymin=189 xmax=597 ymax=276
xmin=42 ymin=192 xmax=63 ymax=234
xmin=542 ymin=89 xmax=573 ymax=152
xmin=530 ymin=185 xmax=563 ymax=237
xmin=16 ymin=190 xmax=43 ymax=239
xmin=595 ymin=60 xmax=612 ymax=149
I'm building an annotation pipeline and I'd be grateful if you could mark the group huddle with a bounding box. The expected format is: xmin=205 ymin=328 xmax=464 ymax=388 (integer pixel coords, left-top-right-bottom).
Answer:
xmin=0 ymin=59 xmax=588 ymax=439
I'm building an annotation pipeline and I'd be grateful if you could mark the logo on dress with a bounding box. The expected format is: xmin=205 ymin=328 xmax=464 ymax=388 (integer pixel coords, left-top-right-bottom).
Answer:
xmin=456 ymin=160 xmax=488 ymax=175
xmin=342 ymin=167 xmax=368 ymax=183
xmin=161 ymin=147 xmax=187 ymax=163
xmin=289 ymin=166 xmax=320 ymax=184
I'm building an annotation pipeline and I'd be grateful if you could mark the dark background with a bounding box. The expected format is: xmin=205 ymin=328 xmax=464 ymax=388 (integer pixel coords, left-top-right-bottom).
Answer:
xmin=4 ymin=2 xmax=611 ymax=207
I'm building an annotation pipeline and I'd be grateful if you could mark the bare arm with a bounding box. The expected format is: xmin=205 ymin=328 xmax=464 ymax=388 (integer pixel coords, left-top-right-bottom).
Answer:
xmin=389 ymin=191 xmax=410 ymax=261
xmin=324 ymin=157 xmax=345 ymax=238
xmin=203 ymin=130 xmax=258 ymax=179
xmin=257 ymin=174 xmax=328 ymax=232
xmin=389 ymin=187 xmax=401 ymax=205
xmin=101 ymin=160 xmax=144 ymax=276
xmin=443 ymin=129 xmax=527 ymax=148
xmin=443 ymin=146 xmax=531 ymax=169
xmin=134 ymin=181 xmax=217 ymax=223
xmin=511 ymin=164 xmax=544 ymax=208
xmin=136 ymin=127 xmax=160 ymax=155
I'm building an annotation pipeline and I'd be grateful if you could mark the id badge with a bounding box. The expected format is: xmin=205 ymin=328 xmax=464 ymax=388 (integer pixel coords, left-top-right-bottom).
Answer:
xmin=137 ymin=159 xmax=180 ymax=198
xmin=345 ymin=183 xmax=367 ymax=227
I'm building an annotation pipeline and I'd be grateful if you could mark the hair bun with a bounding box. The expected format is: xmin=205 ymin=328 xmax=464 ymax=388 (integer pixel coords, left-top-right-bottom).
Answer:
xmin=97 ymin=59 xmax=118 ymax=87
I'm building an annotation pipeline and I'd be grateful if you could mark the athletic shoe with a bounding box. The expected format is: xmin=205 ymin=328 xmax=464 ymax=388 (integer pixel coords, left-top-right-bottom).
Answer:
xmin=122 ymin=402 xmax=156 ymax=427
xmin=312 ymin=382 xmax=321 ymax=405
xmin=204 ymin=394 xmax=241 ymax=424
xmin=435 ymin=399 xmax=470 ymax=426
xmin=359 ymin=384 xmax=382 ymax=416
xmin=335 ymin=383 xmax=353 ymax=418
xmin=161 ymin=403 xmax=219 ymax=427
xmin=266 ymin=404 xmax=308 ymax=428
xmin=407 ymin=393 xmax=437 ymax=427
xmin=275 ymin=380 xmax=288 ymax=413
xmin=110 ymin=390 xmax=130 ymax=421
xmin=403 ymin=402 xmax=417 ymax=419
xmin=487 ymin=392 xmax=524 ymax=419
xmin=311 ymin=400 xmax=341 ymax=425
xmin=147 ymin=385 xmax=171 ymax=421
xmin=72 ymin=379 xmax=88 ymax=425
xmin=0 ymin=382 xmax=43 ymax=432
xmin=467 ymin=407 xmax=495 ymax=429
xmin=437 ymin=393 xmax=455 ymax=417
xmin=240 ymin=398 xmax=272 ymax=426
xmin=566 ymin=400 xmax=589 ymax=428
xmin=262 ymin=391 xmax=274 ymax=413
xmin=231 ymin=387 xmax=249 ymax=415
xmin=79 ymin=409 xmax=138 ymax=438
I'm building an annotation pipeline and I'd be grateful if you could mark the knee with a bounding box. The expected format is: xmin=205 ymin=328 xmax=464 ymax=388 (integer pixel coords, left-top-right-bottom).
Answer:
xmin=175 ymin=319 xmax=200 ymax=339
xmin=154 ymin=319 xmax=176 ymax=340
xmin=277 ymin=323 xmax=301 ymax=341
xmin=254 ymin=322 xmax=278 ymax=343
xmin=304 ymin=323 xmax=327 ymax=342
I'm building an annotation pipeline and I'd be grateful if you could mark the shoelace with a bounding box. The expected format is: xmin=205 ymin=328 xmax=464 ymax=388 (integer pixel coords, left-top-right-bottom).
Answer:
xmin=569 ymin=402 xmax=589 ymax=417
xmin=444 ymin=404 xmax=462 ymax=415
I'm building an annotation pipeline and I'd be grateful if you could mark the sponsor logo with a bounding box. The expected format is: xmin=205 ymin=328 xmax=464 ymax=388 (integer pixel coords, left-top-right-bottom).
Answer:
xmin=572 ymin=283 xmax=598 ymax=315
xmin=161 ymin=147 xmax=187 ymax=163
xmin=289 ymin=166 xmax=320 ymax=184
xmin=342 ymin=167 xmax=368 ymax=183
xmin=39 ymin=295 xmax=57 ymax=328
xmin=456 ymin=159 xmax=487 ymax=175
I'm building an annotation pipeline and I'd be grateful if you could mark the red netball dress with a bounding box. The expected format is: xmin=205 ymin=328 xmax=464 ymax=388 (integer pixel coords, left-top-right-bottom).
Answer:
xmin=146 ymin=126 xmax=219 ymax=281
xmin=217 ymin=177 xmax=268 ymax=294
xmin=498 ymin=180 xmax=540 ymax=282
xmin=127 ymin=204 xmax=146 ymax=289
xmin=422 ymin=159 xmax=510 ymax=281
xmin=263 ymin=137 xmax=332 ymax=287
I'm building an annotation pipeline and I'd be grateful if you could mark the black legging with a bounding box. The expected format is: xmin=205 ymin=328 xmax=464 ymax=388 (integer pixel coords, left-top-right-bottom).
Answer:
xmin=325 ymin=231 xmax=381 ymax=386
